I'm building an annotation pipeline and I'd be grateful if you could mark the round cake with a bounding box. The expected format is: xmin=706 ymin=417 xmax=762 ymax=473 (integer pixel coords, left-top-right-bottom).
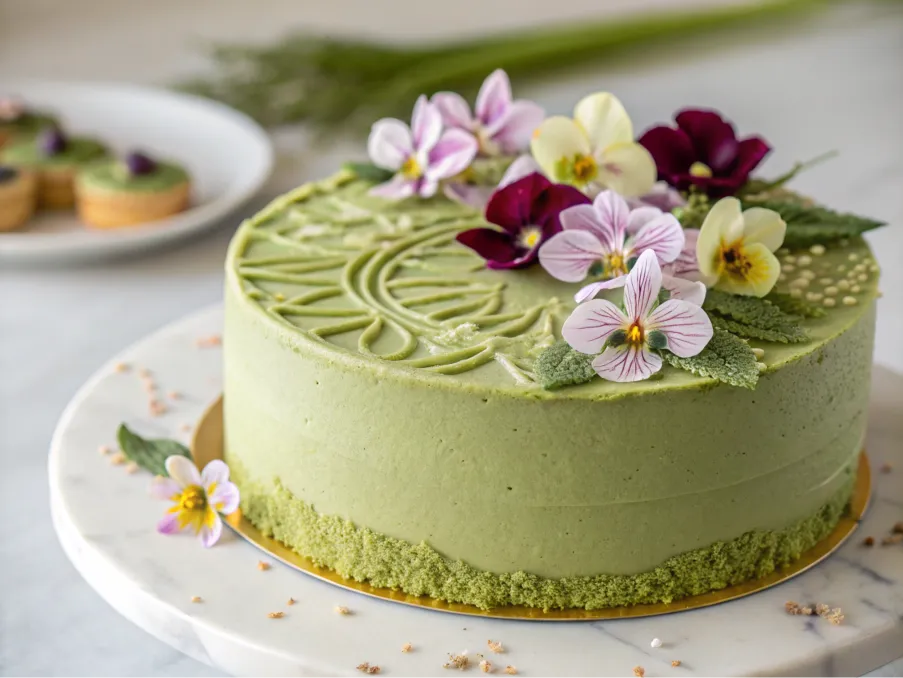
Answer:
xmin=221 ymin=78 xmax=882 ymax=610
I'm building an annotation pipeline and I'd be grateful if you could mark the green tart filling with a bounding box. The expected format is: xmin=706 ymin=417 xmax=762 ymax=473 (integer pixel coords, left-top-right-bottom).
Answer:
xmin=1 ymin=136 xmax=107 ymax=168
xmin=230 ymin=455 xmax=856 ymax=611
xmin=77 ymin=160 xmax=189 ymax=194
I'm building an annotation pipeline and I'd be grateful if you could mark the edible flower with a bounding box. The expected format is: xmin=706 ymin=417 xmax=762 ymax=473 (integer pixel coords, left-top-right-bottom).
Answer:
xmin=530 ymin=92 xmax=656 ymax=197
xmin=368 ymin=95 xmax=478 ymax=199
xmin=696 ymin=197 xmax=786 ymax=297
xmin=151 ymin=456 xmax=240 ymax=548
xmin=0 ymin=97 xmax=24 ymax=122
xmin=638 ymin=108 xmax=770 ymax=197
xmin=456 ymin=171 xmax=589 ymax=269
xmin=125 ymin=151 xmax=158 ymax=176
xmin=433 ymin=69 xmax=545 ymax=156
xmin=626 ymin=181 xmax=686 ymax=213
xmin=538 ymin=190 xmax=684 ymax=282
xmin=39 ymin=127 xmax=67 ymax=156
xmin=562 ymin=250 xmax=713 ymax=383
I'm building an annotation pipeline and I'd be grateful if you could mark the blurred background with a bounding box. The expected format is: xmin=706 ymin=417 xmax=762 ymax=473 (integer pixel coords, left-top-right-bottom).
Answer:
xmin=1 ymin=0 xmax=902 ymax=675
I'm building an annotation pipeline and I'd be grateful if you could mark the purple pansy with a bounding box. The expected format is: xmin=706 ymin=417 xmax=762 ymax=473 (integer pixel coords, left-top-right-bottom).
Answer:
xmin=538 ymin=190 xmax=685 ymax=283
xmin=151 ymin=456 xmax=240 ymax=548
xmin=455 ymin=172 xmax=589 ymax=269
xmin=638 ymin=109 xmax=771 ymax=197
xmin=562 ymin=250 xmax=713 ymax=383
xmin=432 ymin=69 xmax=545 ymax=156
xmin=367 ymin=95 xmax=478 ymax=200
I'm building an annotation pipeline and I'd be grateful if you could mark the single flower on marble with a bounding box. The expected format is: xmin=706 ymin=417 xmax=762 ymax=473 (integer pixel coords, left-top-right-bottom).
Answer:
xmin=562 ymin=250 xmax=713 ymax=383
xmin=697 ymin=196 xmax=786 ymax=297
xmin=367 ymin=95 xmax=478 ymax=199
xmin=456 ymin=171 xmax=589 ymax=269
xmin=638 ymin=108 xmax=770 ymax=198
xmin=151 ymin=456 xmax=240 ymax=548
xmin=530 ymin=92 xmax=656 ymax=197
xmin=538 ymin=189 xmax=684 ymax=284
xmin=433 ymin=69 xmax=545 ymax=156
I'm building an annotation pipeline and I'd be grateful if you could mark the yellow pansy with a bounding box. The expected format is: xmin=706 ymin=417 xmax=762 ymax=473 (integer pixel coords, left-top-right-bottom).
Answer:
xmin=529 ymin=92 xmax=656 ymax=197
xmin=696 ymin=197 xmax=786 ymax=297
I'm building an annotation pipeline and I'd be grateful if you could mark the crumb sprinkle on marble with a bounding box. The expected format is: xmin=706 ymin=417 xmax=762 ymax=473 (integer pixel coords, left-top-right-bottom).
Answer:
xmin=98 ymin=445 xmax=111 ymax=455
xmin=504 ymin=666 xmax=517 ymax=675
xmin=487 ymin=639 xmax=504 ymax=654
xmin=125 ymin=462 xmax=139 ymax=474
xmin=650 ymin=637 xmax=662 ymax=648
xmin=190 ymin=596 xmax=202 ymax=603
xmin=443 ymin=651 xmax=470 ymax=670
xmin=287 ymin=597 xmax=296 ymax=605
xmin=267 ymin=611 xmax=285 ymax=619
xmin=880 ymin=462 xmax=893 ymax=473
xmin=335 ymin=605 xmax=350 ymax=615
xmin=786 ymin=600 xmax=844 ymax=624
xmin=480 ymin=659 xmax=492 ymax=673
xmin=110 ymin=452 xmax=126 ymax=465
xmin=196 ymin=335 xmax=222 ymax=348
xmin=862 ymin=536 xmax=875 ymax=547
xmin=671 ymin=660 xmax=681 ymax=667
xmin=257 ymin=561 xmax=271 ymax=571
xmin=401 ymin=643 xmax=412 ymax=653
xmin=114 ymin=362 xmax=130 ymax=373
xmin=633 ymin=666 xmax=645 ymax=677
xmin=356 ymin=662 xmax=380 ymax=674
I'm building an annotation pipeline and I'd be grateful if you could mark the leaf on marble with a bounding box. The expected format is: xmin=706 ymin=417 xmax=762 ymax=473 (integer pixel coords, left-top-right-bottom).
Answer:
xmin=117 ymin=424 xmax=191 ymax=477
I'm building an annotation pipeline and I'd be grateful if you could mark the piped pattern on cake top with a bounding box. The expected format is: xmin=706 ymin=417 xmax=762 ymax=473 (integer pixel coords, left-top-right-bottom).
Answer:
xmin=231 ymin=70 xmax=886 ymax=391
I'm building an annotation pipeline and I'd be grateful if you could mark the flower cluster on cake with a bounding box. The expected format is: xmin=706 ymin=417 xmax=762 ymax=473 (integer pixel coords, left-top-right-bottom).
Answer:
xmin=126 ymin=70 xmax=885 ymax=613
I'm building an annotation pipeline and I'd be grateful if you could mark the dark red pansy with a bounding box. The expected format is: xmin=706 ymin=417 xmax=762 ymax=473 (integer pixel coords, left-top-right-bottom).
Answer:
xmin=456 ymin=173 xmax=589 ymax=269
xmin=638 ymin=108 xmax=770 ymax=198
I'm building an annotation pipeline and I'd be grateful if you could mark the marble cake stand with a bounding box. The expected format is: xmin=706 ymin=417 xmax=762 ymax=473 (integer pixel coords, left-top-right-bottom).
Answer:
xmin=50 ymin=306 xmax=903 ymax=677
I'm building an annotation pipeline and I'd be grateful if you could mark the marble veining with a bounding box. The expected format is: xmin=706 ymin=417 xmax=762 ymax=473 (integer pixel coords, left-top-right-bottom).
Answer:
xmin=49 ymin=306 xmax=903 ymax=677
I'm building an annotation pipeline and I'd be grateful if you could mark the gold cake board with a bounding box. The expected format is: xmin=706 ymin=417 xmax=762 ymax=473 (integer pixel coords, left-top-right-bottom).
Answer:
xmin=193 ymin=396 xmax=871 ymax=621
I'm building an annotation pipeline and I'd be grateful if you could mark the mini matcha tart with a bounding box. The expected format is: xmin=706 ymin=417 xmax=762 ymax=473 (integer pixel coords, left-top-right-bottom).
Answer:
xmin=75 ymin=151 xmax=191 ymax=229
xmin=0 ymin=165 xmax=38 ymax=231
xmin=0 ymin=97 xmax=59 ymax=148
xmin=0 ymin=128 xmax=108 ymax=208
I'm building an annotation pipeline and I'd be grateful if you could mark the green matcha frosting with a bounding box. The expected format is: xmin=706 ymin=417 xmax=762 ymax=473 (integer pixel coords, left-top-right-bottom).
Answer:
xmin=77 ymin=160 xmax=189 ymax=194
xmin=222 ymin=171 xmax=878 ymax=608
xmin=1 ymin=136 xmax=107 ymax=168
xmin=0 ymin=112 xmax=58 ymax=137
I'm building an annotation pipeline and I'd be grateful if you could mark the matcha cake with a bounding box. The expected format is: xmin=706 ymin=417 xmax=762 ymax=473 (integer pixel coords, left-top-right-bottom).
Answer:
xmin=222 ymin=72 xmax=883 ymax=610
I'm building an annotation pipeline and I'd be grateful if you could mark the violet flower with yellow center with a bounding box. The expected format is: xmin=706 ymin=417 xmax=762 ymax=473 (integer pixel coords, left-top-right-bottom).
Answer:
xmin=151 ymin=456 xmax=240 ymax=548
xmin=530 ymin=92 xmax=656 ymax=197
xmin=696 ymin=197 xmax=786 ymax=297
xmin=562 ymin=250 xmax=713 ymax=383
xmin=538 ymin=190 xmax=684 ymax=283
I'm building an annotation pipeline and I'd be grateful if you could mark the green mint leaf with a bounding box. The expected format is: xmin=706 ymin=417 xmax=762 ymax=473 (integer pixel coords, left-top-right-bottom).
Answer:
xmin=739 ymin=198 xmax=885 ymax=248
xmin=764 ymin=291 xmax=826 ymax=319
xmin=117 ymin=424 xmax=191 ymax=477
xmin=342 ymin=162 xmax=395 ymax=183
xmin=703 ymin=289 xmax=808 ymax=343
xmin=534 ymin=341 xmax=596 ymax=390
xmin=662 ymin=328 xmax=759 ymax=389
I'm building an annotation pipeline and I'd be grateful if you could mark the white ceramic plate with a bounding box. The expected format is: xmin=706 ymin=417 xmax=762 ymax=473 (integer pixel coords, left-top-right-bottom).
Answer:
xmin=0 ymin=80 xmax=273 ymax=264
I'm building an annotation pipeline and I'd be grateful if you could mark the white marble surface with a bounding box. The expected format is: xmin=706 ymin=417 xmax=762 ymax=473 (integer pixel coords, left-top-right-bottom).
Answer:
xmin=49 ymin=305 xmax=903 ymax=677
xmin=2 ymin=1 xmax=903 ymax=675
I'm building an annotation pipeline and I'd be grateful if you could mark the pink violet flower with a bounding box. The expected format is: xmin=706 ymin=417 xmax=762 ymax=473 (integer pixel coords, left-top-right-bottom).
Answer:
xmin=538 ymin=190 xmax=685 ymax=283
xmin=367 ymin=95 xmax=478 ymax=200
xmin=638 ymin=108 xmax=771 ymax=198
xmin=151 ymin=456 xmax=240 ymax=548
xmin=626 ymin=181 xmax=686 ymax=213
xmin=433 ymin=69 xmax=545 ymax=156
xmin=455 ymin=171 xmax=589 ymax=269
xmin=562 ymin=249 xmax=713 ymax=383
xmin=575 ymin=228 xmax=711 ymax=306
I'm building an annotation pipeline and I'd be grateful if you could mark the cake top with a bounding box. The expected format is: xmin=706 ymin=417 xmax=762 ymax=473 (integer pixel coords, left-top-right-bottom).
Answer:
xmin=227 ymin=70 xmax=885 ymax=398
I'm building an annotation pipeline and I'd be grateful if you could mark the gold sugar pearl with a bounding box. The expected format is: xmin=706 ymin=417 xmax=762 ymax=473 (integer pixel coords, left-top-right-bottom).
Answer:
xmin=857 ymin=273 xmax=868 ymax=282
xmin=809 ymin=244 xmax=826 ymax=255
xmin=848 ymin=253 xmax=859 ymax=261
xmin=819 ymin=278 xmax=833 ymax=286
xmin=851 ymin=284 xmax=862 ymax=293
xmin=837 ymin=280 xmax=851 ymax=291
xmin=797 ymin=255 xmax=812 ymax=266
xmin=790 ymin=278 xmax=810 ymax=289
xmin=782 ymin=264 xmax=795 ymax=273
xmin=790 ymin=288 xmax=803 ymax=298
xmin=823 ymin=298 xmax=837 ymax=308
xmin=806 ymin=292 xmax=823 ymax=302
xmin=837 ymin=265 xmax=847 ymax=272
xmin=800 ymin=269 xmax=816 ymax=280
xmin=843 ymin=296 xmax=858 ymax=306
xmin=824 ymin=286 xmax=838 ymax=297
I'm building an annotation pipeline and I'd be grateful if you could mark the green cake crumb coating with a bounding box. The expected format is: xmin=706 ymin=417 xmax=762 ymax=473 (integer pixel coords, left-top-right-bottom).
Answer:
xmin=77 ymin=160 xmax=189 ymax=194
xmin=232 ymin=457 xmax=855 ymax=611
xmin=0 ymin=112 xmax=58 ymax=138
xmin=1 ymin=137 xmax=107 ymax=168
